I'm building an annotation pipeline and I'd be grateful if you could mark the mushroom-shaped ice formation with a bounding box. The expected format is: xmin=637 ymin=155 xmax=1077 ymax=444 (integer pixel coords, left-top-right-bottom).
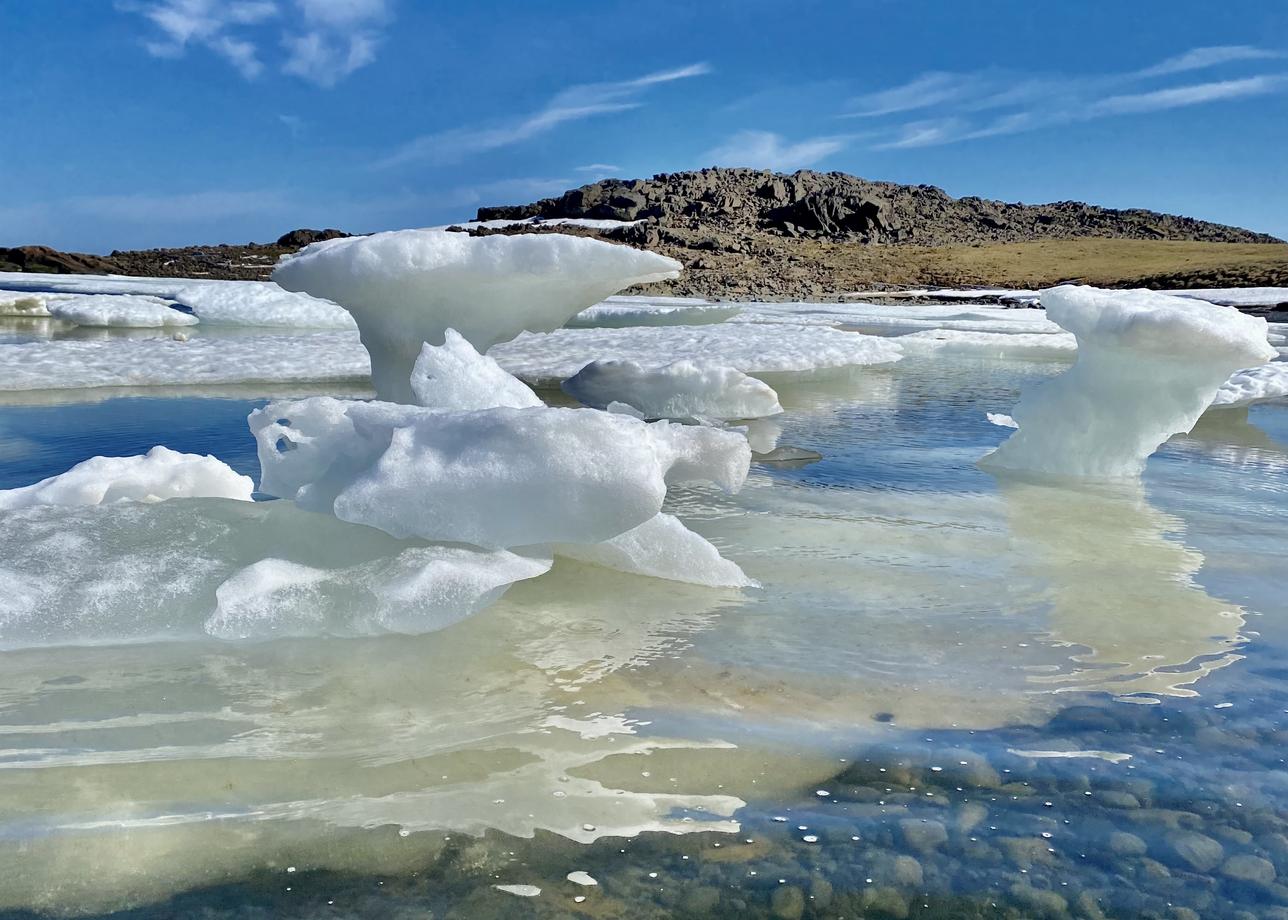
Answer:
xmin=271 ymin=230 xmax=682 ymax=402
xmin=982 ymin=285 xmax=1277 ymax=478
xmin=562 ymin=359 xmax=783 ymax=420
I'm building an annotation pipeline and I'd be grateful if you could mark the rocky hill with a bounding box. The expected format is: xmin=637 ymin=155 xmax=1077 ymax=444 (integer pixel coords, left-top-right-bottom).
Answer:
xmin=478 ymin=168 xmax=1280 ymax=248
xmin=468 ymin=168 xmax=1286 ymax=298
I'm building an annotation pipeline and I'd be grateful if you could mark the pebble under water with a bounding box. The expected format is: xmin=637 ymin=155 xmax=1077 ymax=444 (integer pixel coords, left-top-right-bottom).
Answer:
xmin=1 ymin=351 xmax=1287 ymax=919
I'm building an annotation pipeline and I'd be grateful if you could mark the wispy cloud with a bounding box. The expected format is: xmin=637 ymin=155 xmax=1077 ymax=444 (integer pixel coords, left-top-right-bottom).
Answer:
xmin=1136 ymin=45 xmax=1284 ymax=78
xmin=852 ymin=45 xmax=1287 ymax=150
xmin=1088 ymin=74 xmax=1288 ymax=116
xmin=377 ymin=63 xmax=710 ymax=168
xmin=117 ymin=0 xmax=390 ymax=86
xmin=703 ymin=130 xmax=848 ymax=171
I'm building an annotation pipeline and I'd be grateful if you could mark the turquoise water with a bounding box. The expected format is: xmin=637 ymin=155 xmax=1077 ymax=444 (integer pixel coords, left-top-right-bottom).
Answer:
xmin=1 ymin=352 xmax=1286 ymax=918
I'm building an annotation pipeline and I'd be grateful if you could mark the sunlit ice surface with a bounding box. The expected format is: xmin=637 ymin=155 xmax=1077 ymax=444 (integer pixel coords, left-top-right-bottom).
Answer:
xmin=1 ymin=343 xmax=1287 ymax=917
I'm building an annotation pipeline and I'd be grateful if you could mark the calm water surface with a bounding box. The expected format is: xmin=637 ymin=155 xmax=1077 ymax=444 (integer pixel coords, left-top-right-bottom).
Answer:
xmin=1 ymin=351 xmax=1286 ymax=919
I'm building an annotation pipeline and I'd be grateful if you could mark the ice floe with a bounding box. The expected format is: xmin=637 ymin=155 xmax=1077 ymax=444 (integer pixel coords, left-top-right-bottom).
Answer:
xmin=571 ymin=295 xmax=742 ymax=328
xmin=0 ymin=272 xmax=354 ymax=328
xmin=1210 ymin=362 xmax=1288 ymax=410
xmin=490 ymin=323 xmax=902 ymax=387
xmin=896 ymin=329 xmax=1077 ymax=358
xmin=0 ymin=332 xmax=370 ymax=395
xmin=250 ymin=398 xmax=749 ymax=550
xmin=409 ymin=328 xmax=542 ymax=410
xmin=0 ymin=446 xmax=253 ymax=510
xmin=272 ymin=230 xmax=681 ymax=402
xmin=562 ymin=359 xmax=782 ymax=420
xmin=45 ymin=294 xmax=198 ymax=328
xmin=734 ymin=300 xmax=1059 ymax=334
xmin=983 ymin=286 xmax=1277 ymax=478
xmin=1166 ymin=287 xmax=1288 ymax=308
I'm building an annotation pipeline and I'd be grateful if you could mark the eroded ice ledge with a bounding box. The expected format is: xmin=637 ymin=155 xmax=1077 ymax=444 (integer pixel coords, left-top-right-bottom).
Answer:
xmin=272 ymin=230 xmax=681 ymax=402
xmin=982 ymin=285 xmax=1277 ymax=478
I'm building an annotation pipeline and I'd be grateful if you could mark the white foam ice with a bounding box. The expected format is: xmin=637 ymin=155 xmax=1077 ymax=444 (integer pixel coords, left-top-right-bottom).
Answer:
xmin=490 ymin=323 xmax=902 ymax=387
xmin=562 ymin=359 xmax=782 ymax=420
xmin=272 ymin=230 xmax=681 ymax=402
xmin=555 ymin=513 xmax=755 ymax=588
xmin=410 ymin=329 xmax=542 ymax=410
xmin=983 ymin=286 xmax=1278 ymax=478
xmin=986 ymin=413 xmax=1019 ymax=429
xmin=45 ymin=294 xmax=199 ymax=328
xmin=0 ymin=446 xmax=253 ymax=510
xmin=250 ymin=397 xmax=750 ymax=550
xmin=0 ymin=498 xmax=550 ymax=647
xmin=571 ymin=296 xmax=742 ymax=328
xmin=0 ymin=272 xmax=354 ymax=328
xmin=1210 ymin=362 xmax=1288 ymax=410
xmin=0 ymin=332 xmax=370 ymax=394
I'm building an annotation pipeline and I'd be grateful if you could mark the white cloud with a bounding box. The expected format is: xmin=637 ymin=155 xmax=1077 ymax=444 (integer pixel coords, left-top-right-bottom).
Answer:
xmin=378 ymin=63 xmax=710 ymax=168
xmin=703 ymin=130 xmax=847 ymax=170
xmin=123 ymin=0 xmax=278 ymax=76
xmin=281 ymin=0 xmax=388 ymax=87
xmin=853 ymin=46 xmax=1287 ymax=149
xmin=575 ymin=163 xmax=621 ymax=173
xmin=118 ymin=0 xmax=389 ymax=86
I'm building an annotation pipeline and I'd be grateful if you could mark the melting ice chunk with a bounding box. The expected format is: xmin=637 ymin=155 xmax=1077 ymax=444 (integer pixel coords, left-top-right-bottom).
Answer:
xmin=0 ymin=446 xmax=253 ymax=510
xmin=45 ymin=294 xmax=199 ymax=328
xmin=207 ymin=548 xmax=551 ymax=640
xmin=250 ymin=398 xmax=749 ymax=549
xmin=982 ymin=285 xmax=1277 ymax=478
xmin=272 ymin=230 xmax=681 ymax=402
xmin=410 ymin=328 xmax=542 ymax=410
xmin=555 ymin=513 xmax=755 ymax=588
xmin=562 ymin=359 xmax=782 ymax=420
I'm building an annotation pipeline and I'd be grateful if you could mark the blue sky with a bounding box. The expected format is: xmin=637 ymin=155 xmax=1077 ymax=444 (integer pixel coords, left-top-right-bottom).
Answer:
xmin=2 ymin=0 xmax=1286 ymax=252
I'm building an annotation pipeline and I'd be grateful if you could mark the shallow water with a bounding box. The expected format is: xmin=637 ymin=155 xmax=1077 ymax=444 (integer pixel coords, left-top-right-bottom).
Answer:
xmin=1 ymin=349 xmax=1287 ymax=918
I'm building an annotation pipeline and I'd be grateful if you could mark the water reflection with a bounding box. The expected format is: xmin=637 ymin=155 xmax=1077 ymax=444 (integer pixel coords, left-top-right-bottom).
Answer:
xmin=993 ymin=476 xmax=1245 ymax=700
xmin=0 ymin=561 xmax=747 ymax=912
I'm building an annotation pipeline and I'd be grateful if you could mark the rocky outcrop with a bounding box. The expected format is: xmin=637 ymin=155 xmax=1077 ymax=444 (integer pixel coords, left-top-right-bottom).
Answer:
xmin=0 ymin=245 xmax=119 ymax=275
xmin=275 ymin=228 xmax=350 ymax=248
xmin=477 ymin=168 xmax=1281 ymax=247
